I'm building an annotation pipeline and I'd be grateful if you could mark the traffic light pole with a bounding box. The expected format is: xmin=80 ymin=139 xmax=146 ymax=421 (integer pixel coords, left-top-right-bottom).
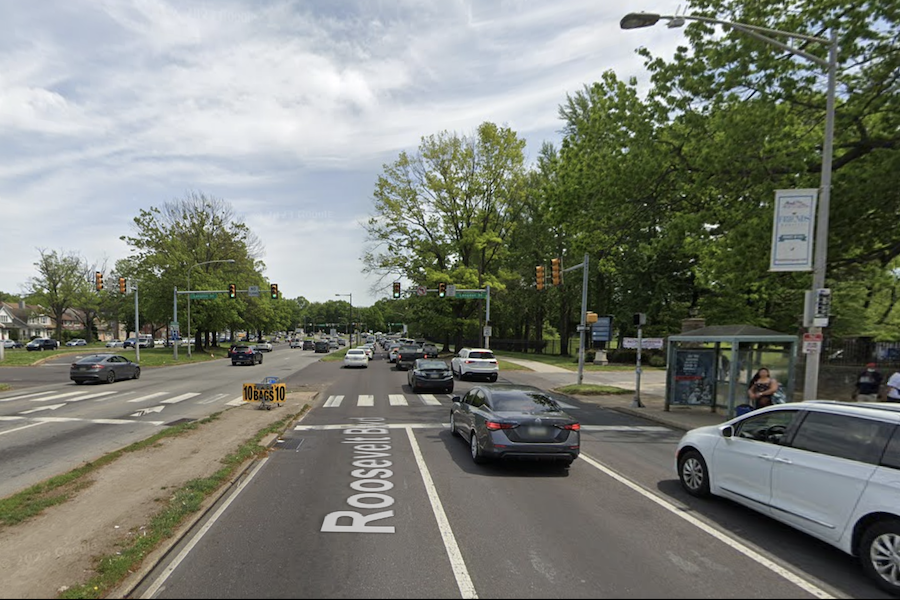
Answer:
xmin=134 ymin=283 xmax=140 ymax=363
xmin=566 ymin=254 xmax=589 ymax=386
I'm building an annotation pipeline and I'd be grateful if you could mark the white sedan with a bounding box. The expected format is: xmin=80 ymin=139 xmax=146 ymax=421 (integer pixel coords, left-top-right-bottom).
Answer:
xmin=256 ymin=340 xmax=274 ymax=352
xmin=343 ymin=348 xmax=369 ymax=368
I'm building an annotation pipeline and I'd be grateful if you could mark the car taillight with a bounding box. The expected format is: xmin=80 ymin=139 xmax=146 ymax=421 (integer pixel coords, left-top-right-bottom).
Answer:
xmin=556 ymin=423 xmax=580 ymax=431
xmin=465 ymin=360 xmax=473 ymax=364
xmin=485 ymin=421 xmax=517 ymax=430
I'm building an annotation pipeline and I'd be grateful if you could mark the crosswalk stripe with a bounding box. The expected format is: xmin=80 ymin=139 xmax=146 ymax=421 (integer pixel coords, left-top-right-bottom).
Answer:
xmin=419 ymin=394 xmax=442 ymax=406
xmin=29 ymin=391 xmax=87 ymax=402
xmin=389 ymin=394 xmax=408 ymax=406
xmin=358 ymin=394 xmax=374 ymax=407
xmin=323 ymin=395 xmax=344 ymax=408
xmin=295 ymin=423 xmax=446 ymax=431
xmin=0 ymin=390 xmax=59 ymax=402
xmin=226 ymin=396 xmax=245 ymax=406
xmin=580 ymin=425 xmax=671 ymax=432
xmin=67 ymin=390 xmax=118 ymax=402
xmin=197 ymin=393 xmax=227 ymax=405
xmin=161 ymin=392 xmax=201 ymax=404
xmin=127 ymin=392 xmax=168 ymax=403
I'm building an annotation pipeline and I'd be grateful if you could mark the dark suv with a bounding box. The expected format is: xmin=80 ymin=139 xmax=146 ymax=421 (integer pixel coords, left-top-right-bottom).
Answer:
xmin=302 ymin=340 xmax=316 ymax=351
xmin=314 ymin=341 xmax=329 ymax=353
xmin=26 ymin=338 xmax=59 ymax=351
xmin=231 ymin=345 xmax=263 ymax=366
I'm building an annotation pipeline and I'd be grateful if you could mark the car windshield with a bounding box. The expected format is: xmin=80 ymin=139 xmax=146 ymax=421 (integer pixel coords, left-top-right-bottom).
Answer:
xmin=491 ymin=390 xmax=561 ymax=412
xmin=417 ymin=360 xmax=448 ymax=370
xmin=468 ymin=351 xmax=495 ymax=359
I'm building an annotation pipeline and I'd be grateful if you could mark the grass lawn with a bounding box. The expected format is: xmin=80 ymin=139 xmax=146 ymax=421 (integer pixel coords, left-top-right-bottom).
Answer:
xmin=0 ymin=345 xmax=230 ymax=367
xmin=491 ymin=349 xmax=663 ymax=372
xmin=555 ymin=383 xmax=632 ymax=395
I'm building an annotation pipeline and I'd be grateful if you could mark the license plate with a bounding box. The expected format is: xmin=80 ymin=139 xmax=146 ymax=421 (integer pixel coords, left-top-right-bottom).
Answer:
xmin=525 ymin=426 xmax=549 ymax=437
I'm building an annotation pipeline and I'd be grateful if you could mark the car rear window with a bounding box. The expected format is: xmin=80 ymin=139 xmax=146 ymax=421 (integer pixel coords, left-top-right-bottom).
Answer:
xmin=491 ymin=390 xmax=560 ymax=412
xmin=417 ymin=360 xmax=448 ymax=370
xmin=399 ymin=346 xmax=419 ymax=353
xmin=233 ymin=346 xmax=252 ymax=352
xmin=468 ymin=351 xmax=495 ymax=360
xmin=77 ymin=356 xmax=106 ymax=364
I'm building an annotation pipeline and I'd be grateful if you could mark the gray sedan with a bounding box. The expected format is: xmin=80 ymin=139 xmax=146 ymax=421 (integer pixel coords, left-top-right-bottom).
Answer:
xmin=70 ymin=354 xmax=141 ymax=384
xmin=450 ymin=384 xmax=580 ymax=467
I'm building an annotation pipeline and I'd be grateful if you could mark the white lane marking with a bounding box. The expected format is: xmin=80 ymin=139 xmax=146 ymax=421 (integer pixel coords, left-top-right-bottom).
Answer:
xmin=323 ymin=395 xmax=344 ymax=408
xmin=580 ymin=425 xmax=671 ymax=432
xmin=131 ymin=405 xmax=166 ymax=417
xmin=0 ymin=390 xmax=59 ymax=402
xmin=358 ymin=394 xmax=374 ymax=407
xmin=578 ymin=453 xmax=835 ymax=599
xmin=389 ymin=394 xmax=408 ymax=406
xmin=226 ymin=396 xmax=245 ymax=406
xmin=29 ymin=391 xmax=87 ymax=402
xmin=197 ymin=393 xmax=227 ymax=405
xmin=406 ymin=427 xmax=478 ymax=599
xmin=140 ymin=457 xmax=271 ymax=599
xmin=67 ymin=390 xmax=118 ymax=402
xmin=161 ymin=392 xmax=201 ymax=404
xmin=419 ymin=394 xmax=442 ymax=406
xmin=19 ymin=403 xmax=66 ymax=414
xmin=127 ymin=392 xmax=168 ymax=403
xmin=0 ymin=421 xmax=46 ymax=436
xmin=295 ymin=422 xmax=446 ymax=431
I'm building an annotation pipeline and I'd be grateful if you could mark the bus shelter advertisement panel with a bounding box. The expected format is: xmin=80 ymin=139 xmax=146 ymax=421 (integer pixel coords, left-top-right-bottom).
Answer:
xmin=673 ymin=349 xmax=716 ymax=406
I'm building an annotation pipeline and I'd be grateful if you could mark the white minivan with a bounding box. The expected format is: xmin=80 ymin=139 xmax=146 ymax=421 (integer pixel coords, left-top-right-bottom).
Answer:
xmin=675 ymin=401 xmax=900 ymax=595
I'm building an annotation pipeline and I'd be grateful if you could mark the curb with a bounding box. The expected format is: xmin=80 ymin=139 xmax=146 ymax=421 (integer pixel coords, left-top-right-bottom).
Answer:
xmin=108 ymin=395 xmax=315 ymax=599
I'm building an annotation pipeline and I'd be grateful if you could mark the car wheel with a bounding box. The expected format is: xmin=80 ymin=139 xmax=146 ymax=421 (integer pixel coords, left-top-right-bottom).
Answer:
xmin=470 ymin=431 xmax=487 ymax=464
xmin=106 ymin=371 xmax=116 ymax=384
xmin=133 ymin=367 xmax=140 ymax=380
xmin=678 ymin=449 xmax=710 ymax=497
xmin=450 ymin=412 xmax=460 ymax=437
xmin=258 ymin=355 xmax=263 ymax=364
xmin=74 ymin=380 xmax=84 ymax=385
xmin=859 ymin=519 xmax=900 ymax=596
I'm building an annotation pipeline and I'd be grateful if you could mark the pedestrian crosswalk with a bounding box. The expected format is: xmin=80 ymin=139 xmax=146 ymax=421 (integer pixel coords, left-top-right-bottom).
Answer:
xmin=0 ymin=388 xmax=246 ymax=415
xmin=320 ymin=394 xmax=581 ymax=410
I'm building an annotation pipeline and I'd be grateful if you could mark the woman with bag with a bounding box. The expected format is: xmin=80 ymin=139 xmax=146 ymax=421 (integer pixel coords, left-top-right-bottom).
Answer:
xmin=748 ymin=368 xmax=780 ymax=409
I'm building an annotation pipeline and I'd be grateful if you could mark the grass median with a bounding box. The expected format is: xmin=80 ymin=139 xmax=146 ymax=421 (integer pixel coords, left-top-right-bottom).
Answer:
xmin=0 ymin=345 xmax=230 ymax=367
xmin=491 ymin=349 xmax=662 ymax=372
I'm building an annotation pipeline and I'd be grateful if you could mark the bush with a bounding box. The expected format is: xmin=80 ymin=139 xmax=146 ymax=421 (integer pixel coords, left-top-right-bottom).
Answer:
xmin=649 ymin=354 xmax=666 ymax=367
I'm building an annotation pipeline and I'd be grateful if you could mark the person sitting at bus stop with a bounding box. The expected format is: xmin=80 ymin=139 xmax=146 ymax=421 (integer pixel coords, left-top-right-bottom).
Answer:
xmin=748 ymin=368 xmax=779 ymax=409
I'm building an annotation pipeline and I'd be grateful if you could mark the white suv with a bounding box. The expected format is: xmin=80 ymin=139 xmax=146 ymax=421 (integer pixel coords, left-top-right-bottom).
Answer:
xmin=675 ymin=401 xmax=900 ymax=595
xmin=450 ymin=348 xmax=499 ymax=382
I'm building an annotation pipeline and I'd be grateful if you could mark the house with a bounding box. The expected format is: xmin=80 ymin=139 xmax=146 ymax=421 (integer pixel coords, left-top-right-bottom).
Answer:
xmin=0 ymin=301 xmax=52 ymax=341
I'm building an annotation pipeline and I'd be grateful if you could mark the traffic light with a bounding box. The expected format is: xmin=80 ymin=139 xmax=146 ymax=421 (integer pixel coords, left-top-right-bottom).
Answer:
xmin=633 ymin=313 xmax=646 ymax=327
xmin=551 ymin=258 xmax=562 ymax=286
xmin=438 ymin=282 xmax=446 ymax=298
xmin=536 ymin=265 xmax=545 ymax=291
xmin=392 ymin=282 xmax=401 ymax=299
xmin=95 ymin=271 xmax=103 ymax=291
xmin=118 ymin=277 xmax=127 ymax=294
xmin=270 ymin=283 xmax=278 ymax=299
xmin=228 ymin=284 xmax=236 ymax=299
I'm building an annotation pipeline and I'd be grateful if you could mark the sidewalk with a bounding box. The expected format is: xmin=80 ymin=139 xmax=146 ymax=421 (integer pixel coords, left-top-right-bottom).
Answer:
xmin=500 ymin=357 xmax=731 ymax=432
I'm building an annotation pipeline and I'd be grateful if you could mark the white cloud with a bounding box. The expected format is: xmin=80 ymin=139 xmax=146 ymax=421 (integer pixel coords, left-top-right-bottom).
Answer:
xmin=0 ymin=0 xmax=685 ymax=305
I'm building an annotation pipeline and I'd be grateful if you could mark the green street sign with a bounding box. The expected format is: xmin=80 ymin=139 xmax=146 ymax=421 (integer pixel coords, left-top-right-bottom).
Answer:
xmin=455 ymin=291 xmax=486 ymax=299
xmin=190 ymin=292 xmax=218 ymax=299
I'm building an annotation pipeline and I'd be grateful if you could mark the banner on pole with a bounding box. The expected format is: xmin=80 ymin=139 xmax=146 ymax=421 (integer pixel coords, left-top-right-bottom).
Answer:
xmin=770 ymin=189 xmax=817 ymax=272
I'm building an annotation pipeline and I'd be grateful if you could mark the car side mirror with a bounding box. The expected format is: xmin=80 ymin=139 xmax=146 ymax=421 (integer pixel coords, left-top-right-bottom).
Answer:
xmin=720 ymin=425 xmax=734 ymax=438
xmin=451 ymin=396 xmax=461 ymax=404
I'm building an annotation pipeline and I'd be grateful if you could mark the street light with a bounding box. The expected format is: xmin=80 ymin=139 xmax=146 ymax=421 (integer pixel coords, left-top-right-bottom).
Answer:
xmin=335 ymin=293 xmax=353 ymax=345
xmin=188 ymin=259 xmax=235 ymax=357
xmin=621 ymin=12 xmax=837 ymax=400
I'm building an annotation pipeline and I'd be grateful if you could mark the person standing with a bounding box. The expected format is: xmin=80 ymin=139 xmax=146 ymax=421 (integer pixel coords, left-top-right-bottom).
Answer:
xmin=748 ymin=367 xmax=779 ymax=409
xmin=886 ymin=368 xmax=900 ymax=403
xmin=853 ymin=363 xmax=883 ymax=402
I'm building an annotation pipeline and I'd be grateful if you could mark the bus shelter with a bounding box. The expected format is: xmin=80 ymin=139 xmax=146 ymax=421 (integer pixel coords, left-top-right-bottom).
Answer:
xmin=665 ymin=325 xmax=798 ymax=418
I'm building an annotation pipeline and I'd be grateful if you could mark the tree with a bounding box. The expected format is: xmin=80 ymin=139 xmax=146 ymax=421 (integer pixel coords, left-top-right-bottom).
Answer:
xmin=25 ymin=249 xmax=86 ymax=341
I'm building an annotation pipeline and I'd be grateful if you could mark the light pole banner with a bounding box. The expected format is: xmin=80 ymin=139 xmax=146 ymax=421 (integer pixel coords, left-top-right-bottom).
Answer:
xmin=770 ymin=188 xmax=817 ymax=271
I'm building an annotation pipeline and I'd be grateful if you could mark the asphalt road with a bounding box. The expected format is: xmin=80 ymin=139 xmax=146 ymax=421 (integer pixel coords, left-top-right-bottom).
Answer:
xmin=129 ymin=349 xmax=889 ymax=599
xmin=0 ymin=344 xmax=325 ymax=498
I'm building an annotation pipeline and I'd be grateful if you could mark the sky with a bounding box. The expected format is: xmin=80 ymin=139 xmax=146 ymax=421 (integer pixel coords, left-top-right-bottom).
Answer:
xmin=0 ymin=0 xmax=685 ymax=307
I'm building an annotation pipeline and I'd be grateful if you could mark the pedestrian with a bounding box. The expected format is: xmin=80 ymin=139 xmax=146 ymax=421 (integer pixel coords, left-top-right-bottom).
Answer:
xmin=886 ymin=368 xmax=900 ymax=403
xmin=748 ymin=367 xmax=780 ymax=409
xmin=853 ymin=362 xmax=883 ymax=402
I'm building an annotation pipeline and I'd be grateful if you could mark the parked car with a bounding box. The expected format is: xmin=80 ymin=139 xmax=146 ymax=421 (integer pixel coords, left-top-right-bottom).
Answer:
xmin=256 ymin=340 xmax=274 ymax=352
xmin=675 ymin=400 xmax=900 ymax=595
xmin=26 ymin=338 xmax=60 ymax=352
xmin=449 ymin=384 xmax=580 ymax=466
xmin=105 ymin=339 xmax=124 ymax=348
xmin=343 ymin=348 xmax=369 ymax=368
xmin=123 ymin=338 xmax=139 ymax=349
xmin=408 ymin=359 xmax=453 ymax=394
xmin=450 ymin=348 xmax=499 ymax=381
xmin=1 ymin=339 xmax=24 ymax=349
xmin=66 ymin=338 xmax=87 ymax=346
xmin=70 ymin=354 xmax=140 ymax=384
xmin=302 ymin=340 xmax=316 ymax=351
xmin=138 ymin=335 xmax=155 ymax=348
xmin=231 ymin=345 xmax=263 ymax=366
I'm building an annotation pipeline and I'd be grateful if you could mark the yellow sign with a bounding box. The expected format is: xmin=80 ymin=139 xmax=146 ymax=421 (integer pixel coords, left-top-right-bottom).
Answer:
xmin=242 ymin=383 xmax=286 ymax=403
xmin=586 ymin=311 xmax=598 ymax=324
